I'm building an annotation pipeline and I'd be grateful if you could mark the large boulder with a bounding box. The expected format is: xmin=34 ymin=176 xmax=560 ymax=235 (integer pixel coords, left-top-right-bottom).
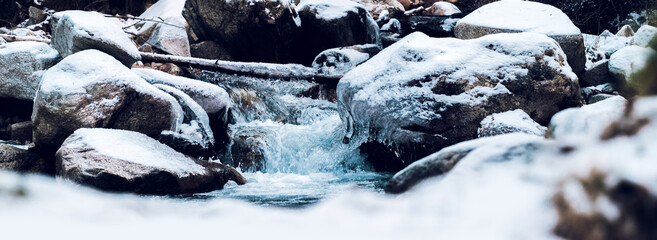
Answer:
xmin=51 ymin=10 xmax=141 ymax=67
xmin=0 ymin=143 xmax=50 ymax=174
xmin=56 ymin=128 xmax=246 ymax=195
xmin=183 ymin=0 xmax=301 ymax=63
xmin=385 ymin=133 xmax=549 ymax=193
xmin=337 ymin=32 xmax=583 ymax=171
xmin=454 ymin=0 xmax=586 ymax=74
xmin=0 ymin=42 xmax=60 ymax=101
xmin=295 ymin=0 xmax=381 ymax=65
xmin=32 ymin=50 xmax=183 ymax=153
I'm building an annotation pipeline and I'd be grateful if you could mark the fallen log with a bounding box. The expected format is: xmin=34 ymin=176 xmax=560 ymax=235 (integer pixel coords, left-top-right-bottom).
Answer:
xmin=139 ymin=52 xmax=343 ymax=85
xmin=0 ymin=34 xmax=51 ymax=44
xmin=0 ymin=34 xmax=343 ymax=84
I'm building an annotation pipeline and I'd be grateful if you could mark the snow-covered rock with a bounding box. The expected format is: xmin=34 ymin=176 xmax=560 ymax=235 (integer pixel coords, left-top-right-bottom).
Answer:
xmin=312 ymin=44 xmax=381 ymax=75
xmin=547 ymin=96 xmax=627 ymax=139
xmin=296 ymin=0 xmax=381 ymax=65
xmin=616 ymin=25 xmax=635 ymax=37
xmin=0 ymin=42 xmax=59 ymax=101
xmin=32 ymin=50 xmax=184 ymax=153
xmin=385 ymin=133 xmax=550 ymax=193
xmin=423 ymin=2 xmax=461 ymax=16
xmin=132 ymin=68 xmax=231 ymax=124
xmin=608 ymin=45 xmax=655 ymax=83
xmin=477 ymin=109 xmax=547 ymax=137
xmin=56 ymin=128 xmax=245 ymax=195
xmin=454 ymin=0 xmax=586 ymax=73
xmin=183 ymin=0 xmax=300 ymax=63
xmin=631 ymin=25 xmax=657 ymax=48
xmin=0 ymin=143 xmax=50 ymax=174
xmin=51 ymin=10 xmax=141 ymax=67
xmin=155 ymin=84 xmax=215 ymax=157
xmin=337 ymin=32 xmax=583 ymax=170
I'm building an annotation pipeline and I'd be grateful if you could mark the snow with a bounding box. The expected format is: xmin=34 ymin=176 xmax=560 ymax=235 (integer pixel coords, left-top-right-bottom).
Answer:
xmin=133 ymin=68 xmax=231 ymax=115
xmin=297 ymin=0 xmax=362 ymax=20
xmin=582 ymin=33 xmax=631 ymax=61
xmin=631 ymin=25 xmax=657 ymax=48
xmin=38 ymin=50 xmax=175 ymax=106
xmin=343 ymin=32 xmax=576 ymax=106
xmin=479 ymin=109 xmax=547 ymax=137
xmin=52 ymin=10 xmax=140 ymax=64
xmin=428 ymin=2 xmax=461 ymax=16
xmin=608 ymin=45 xmax=655 ymax=82
xmin=456 ymin=0 xmax=581 ymax=36
xmin=548 ymin=95 xmax=626 ymax=139
xmin=65 ymin=128 xmax=206 ymax=176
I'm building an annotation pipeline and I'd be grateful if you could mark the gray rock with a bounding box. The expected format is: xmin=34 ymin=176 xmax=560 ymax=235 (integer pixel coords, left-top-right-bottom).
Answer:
xmin=32 ymin=50 xmax=183 ymax=153
xmin=0 ymin=42 xmax=60 ymax=101
xmin=51 ymin=10 xmax=141 ymax=67
xmin=146 ymin=16 xmax=190 ymax=57
xmin=56 ymin=128 xmax=246 ymax=195
xmin=338 ymin=32 xmax=583 ymax=171
xmin=296 ymin=0 xmax=381 ymax=65
xmin=8 ymin=121 xmax=32 ymax=144
xmin=581 ymin=59 xmax=615 ymax=86
xmin=477 ymin=109 xmax=547 ymax=137
xmin=454 ymin=1 xmax=586 ymax=73
xmin=154 ymin=84 xmax=215 ymax=157
xmin=616 ymin=25 xmax=635 ymax=37
xmin=0 ymin=143 xmax=50 ymax=174
xmin=385 ymin=133 xmax=548 ymax=194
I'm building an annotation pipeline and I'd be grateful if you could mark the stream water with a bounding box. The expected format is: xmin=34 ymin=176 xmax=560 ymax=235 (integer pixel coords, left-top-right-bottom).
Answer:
xmin=183 ymin=72 xmax=390 ymax=207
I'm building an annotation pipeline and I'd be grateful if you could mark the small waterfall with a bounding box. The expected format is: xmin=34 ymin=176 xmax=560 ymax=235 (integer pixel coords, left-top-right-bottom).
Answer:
xmin=193 ymin=72 xmax=388 ymax=207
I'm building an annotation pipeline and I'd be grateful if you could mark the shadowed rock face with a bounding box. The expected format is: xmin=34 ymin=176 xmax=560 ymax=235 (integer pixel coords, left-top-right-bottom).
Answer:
xmin=295 ymin=0 xmax=380 ymax=65
xmin=56 ymin=128 xmax=246 ymax=195
xmin=0 ymin=143 xmax=51 ymax=174
xmin=32 ymin=50 xmax=183 ymax=154
xmin=338 ymin=32 xmax=583 ymax=171
xmin=183 ymin=0 xmax=301 ymax=63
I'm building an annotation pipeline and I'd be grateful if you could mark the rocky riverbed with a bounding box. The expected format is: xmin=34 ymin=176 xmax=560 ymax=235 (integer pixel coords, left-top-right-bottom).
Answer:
xmin=1 ymin=0 xmax=657 ymax=239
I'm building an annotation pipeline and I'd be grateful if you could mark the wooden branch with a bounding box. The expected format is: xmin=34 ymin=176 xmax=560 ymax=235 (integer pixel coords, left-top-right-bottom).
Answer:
xmin=1 ymin=34 xmax=51 ymax=44
xmin=139 ymin=52 xmax=342 ymax=85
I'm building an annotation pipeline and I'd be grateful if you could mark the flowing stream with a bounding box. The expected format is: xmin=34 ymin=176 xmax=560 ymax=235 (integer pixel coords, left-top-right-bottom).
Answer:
xmin=183 ymin=72 xmax=389 ymax=207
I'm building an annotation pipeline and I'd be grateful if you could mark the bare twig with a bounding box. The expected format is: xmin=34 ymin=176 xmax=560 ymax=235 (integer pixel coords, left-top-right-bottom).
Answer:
xmin=103 ymin=14 xmax=185 ymax=29
xmin=0 ymin=34 xmax=51 ymax=43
